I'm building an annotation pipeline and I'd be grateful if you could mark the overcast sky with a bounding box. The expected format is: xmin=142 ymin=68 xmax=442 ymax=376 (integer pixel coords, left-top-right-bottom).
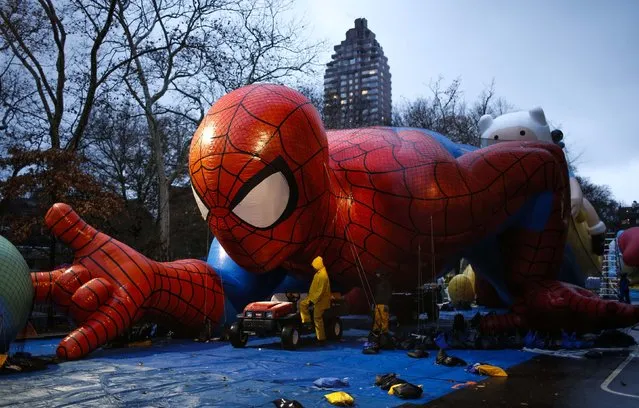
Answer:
xmin=293 ymin=0 xmax=639 ymax=204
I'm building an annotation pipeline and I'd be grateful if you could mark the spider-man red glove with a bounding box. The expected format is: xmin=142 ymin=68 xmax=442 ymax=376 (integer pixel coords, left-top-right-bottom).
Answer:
xmin=32 ymin=203 xmax=224 ymax=360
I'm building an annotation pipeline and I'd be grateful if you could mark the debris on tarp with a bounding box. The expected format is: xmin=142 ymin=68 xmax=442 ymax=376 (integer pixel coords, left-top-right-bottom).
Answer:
xmin=313 ymin=377 xmax=349 ymax=388
xmin=324 ymin=391 xmax=354 ymax=406
xmin=388 ymin=382 xmax=423 ymax=399
xmin=0 ymin=352 xmax=57 ymax=374
xmin=273 ymin=397 xmax=304 ymax=408
xmin=451 ymin=381 xmax=477 ymax=389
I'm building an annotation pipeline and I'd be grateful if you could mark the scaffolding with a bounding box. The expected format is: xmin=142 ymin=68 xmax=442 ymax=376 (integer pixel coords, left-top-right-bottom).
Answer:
xmin=599 ymin=233 xmax=620 ymax=300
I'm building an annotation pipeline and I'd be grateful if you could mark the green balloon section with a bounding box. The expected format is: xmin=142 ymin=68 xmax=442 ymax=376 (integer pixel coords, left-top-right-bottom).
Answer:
xmin=0 ymin=235 xmax=34 ymax=353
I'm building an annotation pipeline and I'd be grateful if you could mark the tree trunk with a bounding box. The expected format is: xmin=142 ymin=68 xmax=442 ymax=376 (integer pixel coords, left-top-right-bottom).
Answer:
xmin=148 ymin=117 xmax=170 ymax=261
xmin=157 ymin=166 xmax=170 ymax=261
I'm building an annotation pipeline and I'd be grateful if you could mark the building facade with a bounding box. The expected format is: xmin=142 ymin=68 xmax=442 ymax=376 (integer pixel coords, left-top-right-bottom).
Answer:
xmin=323 ymin=18 xmax=392 ymax=129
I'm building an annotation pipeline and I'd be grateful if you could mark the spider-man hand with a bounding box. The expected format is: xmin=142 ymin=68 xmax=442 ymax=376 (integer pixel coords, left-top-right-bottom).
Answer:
xmin=31 ymin=203 xmax=224 ymax=360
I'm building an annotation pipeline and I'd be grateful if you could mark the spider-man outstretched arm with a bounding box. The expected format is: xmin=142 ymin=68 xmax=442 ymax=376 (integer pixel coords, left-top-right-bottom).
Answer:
xmin=459 ymin=142 xmax=639 ymax=333
xmin=31 ymin=203 xmax=224 ymax=360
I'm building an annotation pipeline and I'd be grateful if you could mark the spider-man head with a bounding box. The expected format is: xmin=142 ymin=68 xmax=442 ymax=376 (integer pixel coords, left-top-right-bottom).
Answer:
xmin=189 ymin=84 xmax=330 ymax=272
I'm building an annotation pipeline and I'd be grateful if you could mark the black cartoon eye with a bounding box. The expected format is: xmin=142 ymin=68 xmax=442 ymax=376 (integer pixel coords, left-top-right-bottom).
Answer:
xmin=493 ymin=135 xmax=499 ymax=140
xmin=229 ymin=156 xmax=298 ymax=229
xmin=520 ymin=130 xmax=526 ymax=136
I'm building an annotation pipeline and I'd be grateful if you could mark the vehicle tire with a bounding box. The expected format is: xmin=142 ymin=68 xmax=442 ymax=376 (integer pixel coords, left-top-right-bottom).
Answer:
xmin=281 ymin=325 xmax=300 ymax=350
xmin=326 ymin=317 xmax=343 ymax=340
xmin=229 ymin=322 xmax=248 ymax=348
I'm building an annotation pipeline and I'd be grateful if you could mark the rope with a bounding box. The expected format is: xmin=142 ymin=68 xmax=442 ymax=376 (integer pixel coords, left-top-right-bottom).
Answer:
xmin=323 ymin=163 xmax=375 ymax=308
xmin=430 ymin=215 xmax=439 ymax=331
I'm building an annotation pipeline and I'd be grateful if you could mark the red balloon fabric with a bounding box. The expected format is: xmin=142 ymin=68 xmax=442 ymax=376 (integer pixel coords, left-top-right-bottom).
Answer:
xmin=32 ymin=203 xmax=224 ymax=360
xmin=619 ymin=227 xmax=639 ymax=267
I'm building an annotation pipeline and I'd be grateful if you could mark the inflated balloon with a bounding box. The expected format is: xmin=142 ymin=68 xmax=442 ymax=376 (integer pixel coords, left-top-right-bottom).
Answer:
xmin=31 ymin=203 xmax=224 ymax=360
xmin=618 ymin=228 xmax=639 ymax=284
xmin=0 ymin=235 xmax=34 ymax=353
xmin=448 ymin=274 xmax=474 ymax=306
xmin=462 ymin=265 xmax=475 ymax=289
xmin=189 ymin=84 xmax=639 ymax=334
xmin=479 ymin=108 xmax=606 ymax=283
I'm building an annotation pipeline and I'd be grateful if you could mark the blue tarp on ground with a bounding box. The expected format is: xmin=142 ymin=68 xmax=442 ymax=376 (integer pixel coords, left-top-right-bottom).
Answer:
xmin=3 ymin=330 xmax=533 ymax=408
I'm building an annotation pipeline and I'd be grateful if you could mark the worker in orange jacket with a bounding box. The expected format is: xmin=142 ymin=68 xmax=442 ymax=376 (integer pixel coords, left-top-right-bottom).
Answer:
xmin=300 ymin=256 xmax=332 ymax=343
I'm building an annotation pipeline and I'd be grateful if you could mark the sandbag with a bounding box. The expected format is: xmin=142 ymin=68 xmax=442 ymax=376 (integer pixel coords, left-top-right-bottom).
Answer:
xmin=324 ymin=391 xmax=354 ymax=406
xmin=375 ymin=372 xmax=396 ymax=386
xmin=476 ymin=364 xmax=507 ymax=377
xmin=388 ymin=382 xmax=423 ymax=399
xmin=375 ymin=373 xmax=407 ymax=390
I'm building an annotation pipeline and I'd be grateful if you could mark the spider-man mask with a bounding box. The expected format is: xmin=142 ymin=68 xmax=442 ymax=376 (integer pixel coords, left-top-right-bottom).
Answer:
xmin=189 ymin=84 xmax=330 ymax=272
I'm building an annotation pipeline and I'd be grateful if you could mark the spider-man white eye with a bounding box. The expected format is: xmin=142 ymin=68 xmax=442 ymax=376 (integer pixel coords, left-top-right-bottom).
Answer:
xmin=229 ymin=156 xmax=298 ymax=229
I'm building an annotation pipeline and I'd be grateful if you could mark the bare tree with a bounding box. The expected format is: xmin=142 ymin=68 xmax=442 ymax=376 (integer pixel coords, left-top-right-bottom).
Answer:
xmin=113 ymin=0 xmax=228 ymax=259
xmin=115 ymin=0 xmax=323 ymax=259
xmin=0 ymin=0 xmax=123 ymax=150
xmin=393 ymin=77 xmax=513 ymax=146
xmin=297 ymin=81 xmax=325 ymax=120
xmin=82 ymin=101 xmax=156 ymax=205
xmin=468 ymin=79 xmax=513 ymax=132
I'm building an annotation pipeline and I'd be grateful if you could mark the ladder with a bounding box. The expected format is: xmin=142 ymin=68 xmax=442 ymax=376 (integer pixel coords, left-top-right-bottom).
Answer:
xmin=599 ymin=233 xmax=620 ymax=300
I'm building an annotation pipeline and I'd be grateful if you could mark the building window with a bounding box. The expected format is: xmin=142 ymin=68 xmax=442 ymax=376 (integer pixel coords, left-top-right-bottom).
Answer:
xmin=361 ymin=90 xmax=368 ymax=95
xmin=340 ymin=100 xmax=347 ymax=105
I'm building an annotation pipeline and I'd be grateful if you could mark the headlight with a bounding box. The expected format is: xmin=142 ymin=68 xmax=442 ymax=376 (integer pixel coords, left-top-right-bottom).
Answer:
xmin=265 ymin=312 xmax=273 ymax=318
xmin=245 ymin=311 xmax=254 ymax=317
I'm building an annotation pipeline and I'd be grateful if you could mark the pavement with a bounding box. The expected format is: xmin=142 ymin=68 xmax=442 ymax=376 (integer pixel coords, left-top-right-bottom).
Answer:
xmin=426 ymin=328 xmax=639 ymax=408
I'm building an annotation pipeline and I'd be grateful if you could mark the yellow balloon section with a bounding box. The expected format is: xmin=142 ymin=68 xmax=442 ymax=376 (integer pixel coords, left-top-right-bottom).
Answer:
xmin=462 ymin=264 xmax=476 ymax=288
xmin=448 ymin=273 xmax=475 ymax=305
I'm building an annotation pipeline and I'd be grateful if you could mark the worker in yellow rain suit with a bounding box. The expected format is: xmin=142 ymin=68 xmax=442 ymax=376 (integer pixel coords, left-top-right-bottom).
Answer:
xmin=372 ymin=268 xmax=391 ymax=334
xmin=300 ymin=256 xmax=332 ymax=343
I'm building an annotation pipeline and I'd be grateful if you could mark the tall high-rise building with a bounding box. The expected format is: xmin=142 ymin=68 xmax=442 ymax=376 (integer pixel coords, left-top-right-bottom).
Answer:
xmin=323 ymin=18 xmax=392 ymax=129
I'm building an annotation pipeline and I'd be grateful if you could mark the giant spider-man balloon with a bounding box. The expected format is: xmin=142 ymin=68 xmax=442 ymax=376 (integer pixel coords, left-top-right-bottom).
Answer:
xmin=32 ymin=84 xmax=638 ymax=360
xmin=190 ymin=84 xmax=639 ymax=333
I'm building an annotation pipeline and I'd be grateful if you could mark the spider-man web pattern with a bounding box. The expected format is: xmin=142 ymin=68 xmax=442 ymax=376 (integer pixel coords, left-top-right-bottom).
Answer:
xmin=32 ymin=203 xmax=224 ymax=360
xmin=190 ymin=83 xmax=639 ymax=334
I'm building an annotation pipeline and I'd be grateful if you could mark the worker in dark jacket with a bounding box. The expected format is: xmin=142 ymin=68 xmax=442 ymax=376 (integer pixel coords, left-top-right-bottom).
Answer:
xmin=373 ymin=268 xmax=392 ymax=334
